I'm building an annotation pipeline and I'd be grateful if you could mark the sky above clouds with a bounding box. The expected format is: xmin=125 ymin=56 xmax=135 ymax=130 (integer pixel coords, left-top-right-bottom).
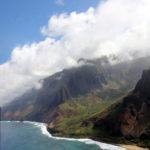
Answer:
xmin=0 ymin=0 xmax=99 ymax=64
xmin=1 ymin=0 xmax=150 ymax=106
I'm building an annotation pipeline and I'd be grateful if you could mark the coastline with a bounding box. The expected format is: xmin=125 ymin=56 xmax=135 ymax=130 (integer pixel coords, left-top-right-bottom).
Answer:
xmin=43 ymin=124 xmax=125 ymax=150
xmin=46 ymin=126 xmax=150 ymax=150
xmin=118 ymin=145 xmax=149 ymax=150
xmin=2 ymin=121 xmax=149 ymax=150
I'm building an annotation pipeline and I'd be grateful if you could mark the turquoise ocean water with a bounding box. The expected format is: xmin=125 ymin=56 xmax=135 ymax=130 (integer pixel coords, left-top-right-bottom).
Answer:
xmin=1 ymin=121 xmax=125 ymax=150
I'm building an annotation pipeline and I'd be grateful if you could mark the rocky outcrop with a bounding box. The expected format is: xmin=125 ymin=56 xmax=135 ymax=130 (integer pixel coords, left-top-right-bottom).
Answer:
xmin=90 ymin=69 xmax=150 ymax=138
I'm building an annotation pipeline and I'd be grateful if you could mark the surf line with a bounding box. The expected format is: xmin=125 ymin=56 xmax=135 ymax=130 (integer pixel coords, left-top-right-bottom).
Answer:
xmin=24 ymin=121 xmax=126 ymax=150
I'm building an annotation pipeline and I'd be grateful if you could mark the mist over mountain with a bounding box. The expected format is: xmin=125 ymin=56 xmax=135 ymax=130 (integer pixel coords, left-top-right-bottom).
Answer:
xmin=1 ymin=0 xmax=150 ymax=106
xmin=2 ymin=56 xmax=150 ymax=122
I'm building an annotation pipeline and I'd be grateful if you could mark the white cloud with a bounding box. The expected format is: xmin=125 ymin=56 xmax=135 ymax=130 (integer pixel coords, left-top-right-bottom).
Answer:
xmin=55 ymin=0 xmax=64 ymax=6
xmin=1 ymin=0 xmax=150 ymax=105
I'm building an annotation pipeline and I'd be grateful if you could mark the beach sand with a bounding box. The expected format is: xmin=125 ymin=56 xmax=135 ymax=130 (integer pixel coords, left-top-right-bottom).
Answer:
xmin=119 ymin=144 xmax=149 ymax=150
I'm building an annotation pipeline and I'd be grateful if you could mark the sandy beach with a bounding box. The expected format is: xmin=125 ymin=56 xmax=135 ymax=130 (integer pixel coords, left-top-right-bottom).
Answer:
xmin=119 ymin=144 xmax=149 ymax=150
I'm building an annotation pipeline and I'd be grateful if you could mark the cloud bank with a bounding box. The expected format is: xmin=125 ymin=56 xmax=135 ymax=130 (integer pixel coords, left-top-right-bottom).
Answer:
xmin=1 ymin=0 xmax=150 ymax=105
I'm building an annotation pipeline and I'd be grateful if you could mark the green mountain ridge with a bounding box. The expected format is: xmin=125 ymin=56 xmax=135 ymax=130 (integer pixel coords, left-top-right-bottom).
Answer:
xmin=49 ymin=69 xmax=150 ymax=149
xmin=3 ymin=56 xmax=150 ymax=122
xmin=1 ymin=56 xmax=150 ymax=148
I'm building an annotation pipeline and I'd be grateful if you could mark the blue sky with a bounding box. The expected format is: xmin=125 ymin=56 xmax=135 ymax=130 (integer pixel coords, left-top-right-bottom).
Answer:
xmin=0 ymin=0 xmax=100 ymax=64
xmin=1 ymin=0 xmax=150 ymax=105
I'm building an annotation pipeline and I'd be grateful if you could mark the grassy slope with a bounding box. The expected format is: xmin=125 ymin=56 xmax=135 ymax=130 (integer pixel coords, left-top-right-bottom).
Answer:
xmin=49 ymin=92 xmax=150 ymax=149
xmin=48 ymin=77 xmax=150 ymax=149
xmin=48 ymin=78 xmax=131 ymax=136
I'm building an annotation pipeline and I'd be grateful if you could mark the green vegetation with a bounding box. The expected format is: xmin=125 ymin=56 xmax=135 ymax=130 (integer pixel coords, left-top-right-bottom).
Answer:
xmin=51 ymin=93 xmax=150 ymax=149
xmin=50 ymin=86 xmax=128 ymax=136
xmin=3 ymin=57 xmax=150 ymax=149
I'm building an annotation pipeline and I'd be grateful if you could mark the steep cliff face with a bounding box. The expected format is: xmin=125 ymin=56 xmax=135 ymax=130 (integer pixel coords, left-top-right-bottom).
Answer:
xmin=2 ymin=56 xmax=150 ymax=124
xmin=91 ymin=69 xmax=150 ymax=138
xmin=120 ymin=69 xmax=150 ymax=138
xmin=1 ymin=65 xmax=106 ymax=121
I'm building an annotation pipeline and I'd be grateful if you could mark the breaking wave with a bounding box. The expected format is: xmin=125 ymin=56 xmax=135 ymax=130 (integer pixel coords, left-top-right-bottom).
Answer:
xmin=24 ymin=121 xmax=126 ymax=150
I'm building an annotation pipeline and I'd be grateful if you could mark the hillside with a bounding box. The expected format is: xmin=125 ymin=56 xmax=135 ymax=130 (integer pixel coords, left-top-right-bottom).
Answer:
xmin=87 ymin=69 xmax=150 ymax=148
xmin=1 ymin=56 xmax=150 ymax=149
xmin=2 ymin=56 xmax=150 ymax=123
xmin=90 ymin=69 xmax=150 ymax=139
xmin=49 ymin=69 xmax=150 ymax=149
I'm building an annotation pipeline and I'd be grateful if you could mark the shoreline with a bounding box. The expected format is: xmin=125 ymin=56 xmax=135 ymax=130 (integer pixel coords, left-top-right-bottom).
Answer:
xmin=44 ymin=124 xmax=125 ymax=150
xmin=2 ymin=121 xmax=149 ymax=150
xmin=118 ymin=145 xmax=149 ymax=150
xmin=46 ymin=126 xmax=150 ymax=150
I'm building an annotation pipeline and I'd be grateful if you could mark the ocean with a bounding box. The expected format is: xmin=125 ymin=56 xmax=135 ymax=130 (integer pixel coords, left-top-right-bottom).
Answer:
xmin=0 ymin=121 xmax=125 ymax=150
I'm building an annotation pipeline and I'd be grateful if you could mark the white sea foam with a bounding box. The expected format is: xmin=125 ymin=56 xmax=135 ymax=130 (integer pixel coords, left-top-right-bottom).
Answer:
xmin=24 ymin=121 xmax=126 ymax=150
xmin=23 ymin=121 xmax=52 ymax=137
xmin=2 ymin=121 xmax=125 ymax=150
